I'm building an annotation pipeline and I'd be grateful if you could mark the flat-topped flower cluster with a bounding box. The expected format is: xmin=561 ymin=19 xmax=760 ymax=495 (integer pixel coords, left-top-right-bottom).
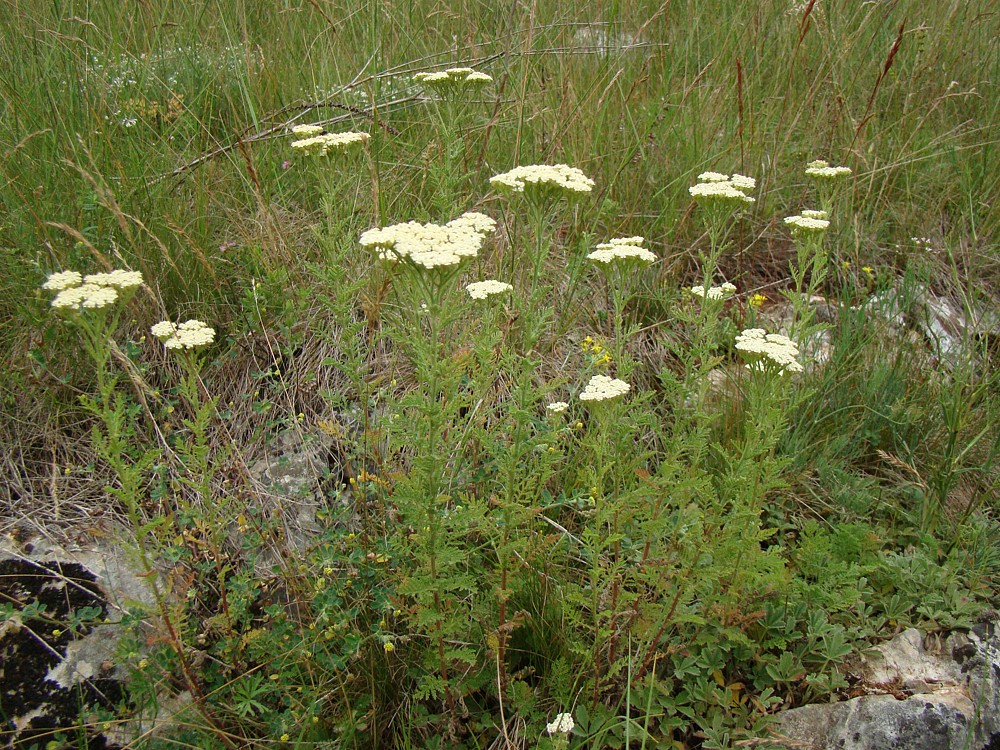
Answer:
xmin=43 ymin=269 xmax=144 ymax=310
xmin=805 ymin=159 xmax=852 ymax=179
xmin=413 ymin=67 xmax=493 ymax=89
xmin=587 ymin=236 xmax=657 ymax=265
xmin=360 ymin=212 xmax=497 ymax=269
xmin=579 ymin=374 xmax=631 ymax=402
xmin=290 ymin=124 xmax=324 ymax=137
xmin=465 ymin=280 xmax=512 ymax=299
xmin=689 ymin=171 xmax=756 ymax=205
xmin=291 ymin=131 xmax=369 ymax=156
xmin=490 ymin=164 xmax=595 ymax=196
xmin=784 ymin=213 xmax=831 ymax=234
xmin=735 ymin=328 xmax=803 ymax=374
xmin=151 ymin=319 xmax=216 ymax=350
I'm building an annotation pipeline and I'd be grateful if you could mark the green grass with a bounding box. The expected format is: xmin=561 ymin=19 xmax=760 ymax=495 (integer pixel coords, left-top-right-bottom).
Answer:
xmin=0 ymin=1 xmax=997 ymax=748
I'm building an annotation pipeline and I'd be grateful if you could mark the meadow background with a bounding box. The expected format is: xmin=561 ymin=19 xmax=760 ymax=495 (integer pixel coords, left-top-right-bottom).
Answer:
xmin=0 ymin=0 xmax=997 ymax=748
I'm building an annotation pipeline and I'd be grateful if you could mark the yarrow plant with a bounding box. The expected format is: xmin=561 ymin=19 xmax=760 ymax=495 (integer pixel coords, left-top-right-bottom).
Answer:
xmin=491 ymin=163 xmax=595 ymax=288
xmin=547 ymin=401 xmax=569 ymax=413
xmin=588 ymin=236 xmax=657 ymax=366
xmin=46 ymin=269 xmax=144 ymax=311
xmin=41 ymin=268 xmax=144 ymax=391
xmin=805 ymin=159 xmax=852 ymax=214
xmin=784 ymin=207 xmax=835 ymax=334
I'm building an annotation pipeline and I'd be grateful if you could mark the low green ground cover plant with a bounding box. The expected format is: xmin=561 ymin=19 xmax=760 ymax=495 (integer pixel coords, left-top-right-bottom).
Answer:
xmin=1 ymin=1 xmax=997 ymax=749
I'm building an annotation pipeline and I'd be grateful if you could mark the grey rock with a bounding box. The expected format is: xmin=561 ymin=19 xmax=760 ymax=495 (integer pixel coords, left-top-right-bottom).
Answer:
xmin=776 ymin=624 xmax=1000 ymax=750
xmin=862 ymin=283 xmax=1000 ymax=370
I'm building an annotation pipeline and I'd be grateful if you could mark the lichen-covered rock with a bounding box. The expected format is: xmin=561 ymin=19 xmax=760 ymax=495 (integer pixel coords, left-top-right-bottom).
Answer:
xmin=0 ymin=553 xmax=126 ymax=748
xmin=776 ymin=623 xmax=1000 ymax=750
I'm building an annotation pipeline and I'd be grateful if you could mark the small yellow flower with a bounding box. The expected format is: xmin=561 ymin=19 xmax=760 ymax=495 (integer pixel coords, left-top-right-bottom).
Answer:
xmin=749 ymin=293 xmax=767 ymax=309
xmin=384 ymin=641 xmax=395 ymax=653
xmin=862 ymin=266 xmax=873 ymax=276
xmin=269 ymin=673 xmax=280 ymax=681
xmin=138 ymin=658 xmax=148 ymax=669
xmin=841 ymin=261 xmax=851 ymax=270
xmin=280 ymin=733 xmax=290 ymax=742
xmin=324 ymin=567 xmax=334 ymax=575
xmin=51 ymin=629 xmax=62 ymax=637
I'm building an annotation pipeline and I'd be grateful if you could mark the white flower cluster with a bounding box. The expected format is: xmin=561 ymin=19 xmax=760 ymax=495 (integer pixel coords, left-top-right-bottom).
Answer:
xmin=546 ymin=401 xmax=569 ymax=413
xmin=360 ymin=212 xmax=497 ymax=269
xmin=805 ymin=160 xmax=852 ymax=179
xmin=801 ymin=209 xmax=828 ymax=220
xmin=690 ymin=282 xmax=737 ymax=300
xmin=546 ymin=712 xmax=575 ymax=735
xmin=465 ymin=279 xmax=512 ymax=299
xmin=151 ymin=319 xmax=216 ymax=350
xmin=688 ymin=170 xmax=756 ymax=205
xmin=587 ymin=236 xmax=657 ymax=265
xmin=579 ymin=374 xmax=630 ymax=402
xmin=413 ymin=67 xmax=493 ymax=88
xmin=490 ymin=164 xmax=595 ymax=196
xmin=291 ymin=131 xmax=369 ymax=156
xmin=290 ymin=124 xmax=324 ymax=136
xmin=43 ymin=268 xmax=144 ymax=311
xmin=735 ymin=328 xmax=803 ymax=374
xmin=784 ymin=214 xmax=831 ymax=234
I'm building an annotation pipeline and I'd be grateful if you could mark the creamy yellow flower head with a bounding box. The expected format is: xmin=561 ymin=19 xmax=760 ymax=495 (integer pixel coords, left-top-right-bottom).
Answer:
xmin=360 ymin=212 xmax=496 ymax=270
xmin=735 ymin=328 xmax=803 ymax=374
xmin=465 ymin=280 xmax=512 ymax=299
xmin=291 ymin=132 xmax=369 ymax=156
xmin=588 ymin=236 xmax=656 ymax=264
xmin=490 ymin=164 xmax=595 ymax=197
xmin=152 ymin=319 xmax=216 ymax=350
xmin=579 ymin=374 xmax=630 ymax=402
